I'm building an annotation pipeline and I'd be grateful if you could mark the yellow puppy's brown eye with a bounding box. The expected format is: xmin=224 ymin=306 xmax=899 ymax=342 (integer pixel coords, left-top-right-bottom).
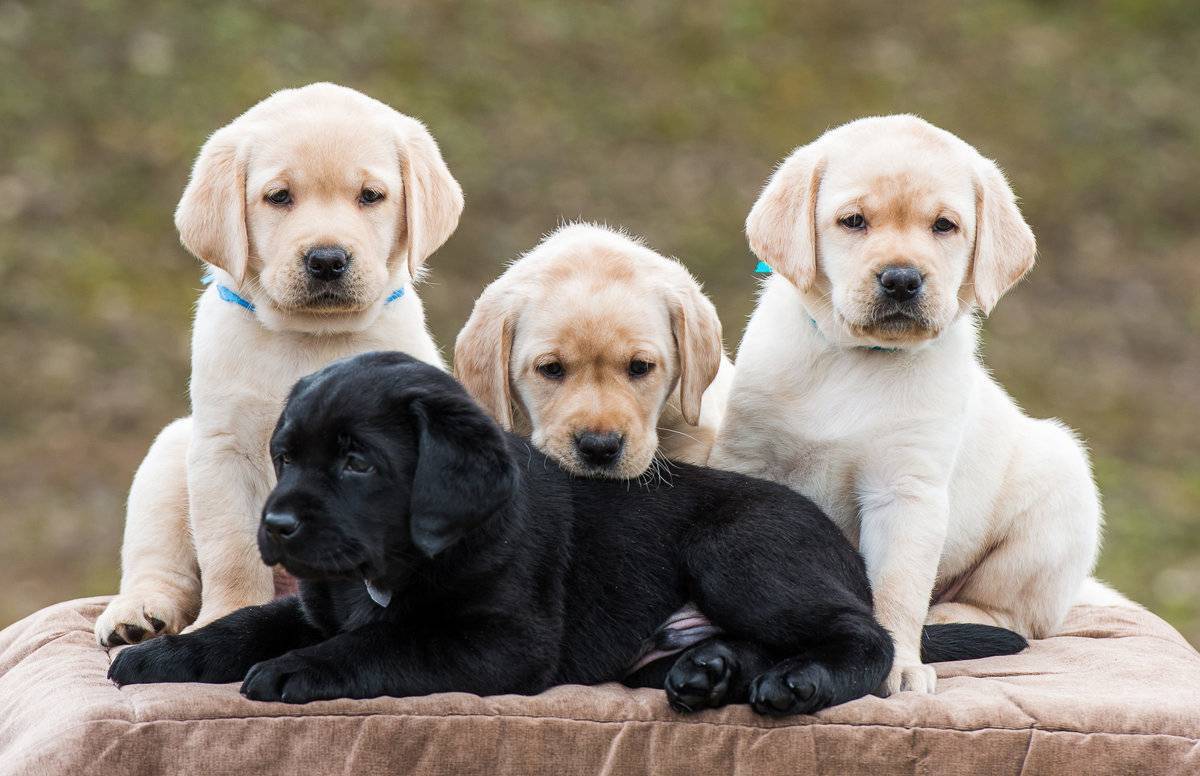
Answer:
xmin=359 ymin=188 xmax=384 ymax=204
xmin=628 ymin=359 xmax=653 ymax=377
xmin=840 ymin=214 xmax=866 ymax=229
xmin=933 ymin=217 xmax=957 ymax=233
xmin=538 ymin=362 xmax=565 ymax=380
xmin=266 ymin=189 xmax=292 ymax=205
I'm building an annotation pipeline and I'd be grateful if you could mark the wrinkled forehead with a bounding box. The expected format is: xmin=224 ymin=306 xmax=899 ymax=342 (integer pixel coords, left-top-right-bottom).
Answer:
xmin=245 ymin=114 xmax=400 ymax=192
xmin=819 ymin=135 xmax=976 ymax=220
xmin=517 ymin=267 xmax=672 ymax=361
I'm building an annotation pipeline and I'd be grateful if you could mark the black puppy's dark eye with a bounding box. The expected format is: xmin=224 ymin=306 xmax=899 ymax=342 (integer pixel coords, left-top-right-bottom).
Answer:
xmin=266 ymin=189 xmax=292 ymax=206
xmin=933 ymin=217 xmax=957 ymax=233
xmin=275 ymin=452 xmax=292 ymax=467
xmin=628 ymin=359 xmax=654 ymax=377
xmin=840 ymin=213 xmax=866 ymax=230
xmin=538 ymin=362 xmax=565 ymax=380
xmin=359 ymin=188 xmax=384 ymax=205
xmin=343 ymin=454 xmax=373 ymax=474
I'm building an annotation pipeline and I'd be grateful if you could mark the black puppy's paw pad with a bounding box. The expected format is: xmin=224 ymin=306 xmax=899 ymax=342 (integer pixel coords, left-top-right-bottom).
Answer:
xmin=749 ymin=662 xmax=833 ymax=716
xmin=241 ymin=654 xmax=338 ymax=704
xmin=665 ymin=641 xmax=738 ymax=713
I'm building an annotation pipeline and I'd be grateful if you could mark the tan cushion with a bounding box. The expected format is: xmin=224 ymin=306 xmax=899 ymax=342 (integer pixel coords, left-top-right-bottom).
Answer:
xmin=1 ymin=597 xmax=1197 ymax=775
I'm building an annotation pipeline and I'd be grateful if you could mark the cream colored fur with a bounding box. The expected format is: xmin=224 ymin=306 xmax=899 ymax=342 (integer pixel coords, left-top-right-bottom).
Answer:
xmin=454 ymin=224 xmax=733 ymax=478
xmin=711 ymin=115 xmax=1111 ymax=696
xmin=95 ymin=83 xmax=462 ymax=645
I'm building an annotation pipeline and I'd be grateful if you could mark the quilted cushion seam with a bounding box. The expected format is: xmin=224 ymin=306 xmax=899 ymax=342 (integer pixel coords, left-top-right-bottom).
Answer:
xmin=35 ymin=710 xmax=1200 ymax=741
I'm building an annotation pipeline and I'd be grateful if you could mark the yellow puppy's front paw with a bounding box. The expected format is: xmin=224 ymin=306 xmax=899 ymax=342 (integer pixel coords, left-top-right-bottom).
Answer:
xmin=880 ymin=662 xmax=937 ymax=696
xmin=95 ymin=591 xmax=193 ymax=647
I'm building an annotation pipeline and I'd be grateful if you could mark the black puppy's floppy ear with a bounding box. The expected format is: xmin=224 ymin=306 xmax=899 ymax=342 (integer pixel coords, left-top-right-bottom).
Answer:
xmin=408 ymin=395 xmax=518 ymax=558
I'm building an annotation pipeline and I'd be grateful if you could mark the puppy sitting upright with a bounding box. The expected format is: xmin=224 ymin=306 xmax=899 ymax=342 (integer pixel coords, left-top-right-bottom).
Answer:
xmin=109 ymin=352 xmax=1025 ymax=714
xmin=454 ymin=224 xmax=734 ymax=477
xmin=95 ymin=84 xmax=463 ymax=646
xmin=711 ymin=115 xmax=1104 ymax=695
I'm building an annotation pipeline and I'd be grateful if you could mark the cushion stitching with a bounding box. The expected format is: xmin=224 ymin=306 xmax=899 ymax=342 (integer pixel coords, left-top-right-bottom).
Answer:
xmin=17 ymin=718 xmax=1200 ymax=775
xmin=26 ymin=710 xmax=1200 ymax=742
xmin=1016 ymin=727 xmax=1035 ymax=776
xmin=1052 ymin=632 xmax=1197 ymax=652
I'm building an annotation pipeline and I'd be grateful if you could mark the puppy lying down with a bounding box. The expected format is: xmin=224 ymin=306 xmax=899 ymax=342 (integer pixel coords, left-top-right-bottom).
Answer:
xmin=109 ymin=353 xmax=1025 ymax=715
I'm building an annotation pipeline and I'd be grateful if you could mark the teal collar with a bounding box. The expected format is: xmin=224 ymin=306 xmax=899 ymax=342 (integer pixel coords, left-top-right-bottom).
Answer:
xmin=808 ymin=317 xmax=901 ymax=353
xmin=755 ymin=261 xmax=897 ymax=352
xmin=200 ymin=273 xmax=405 ymax=313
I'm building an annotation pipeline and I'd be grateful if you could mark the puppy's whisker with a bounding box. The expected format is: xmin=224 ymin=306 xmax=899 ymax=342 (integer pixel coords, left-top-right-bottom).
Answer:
xmin=656 ymin=426 xmax=701 ymax=445
xmin=652 ymin=452 xmax=676 ymax=488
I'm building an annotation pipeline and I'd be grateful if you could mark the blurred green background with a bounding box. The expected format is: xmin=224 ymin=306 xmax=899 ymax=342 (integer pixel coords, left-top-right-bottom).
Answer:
xmin=0 ymin=1 xmax=1197 ymax=642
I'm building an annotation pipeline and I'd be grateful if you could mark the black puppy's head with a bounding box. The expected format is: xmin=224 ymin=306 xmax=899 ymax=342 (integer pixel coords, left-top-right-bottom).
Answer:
xmin=260 ymin=351 xmax=519 ymax=583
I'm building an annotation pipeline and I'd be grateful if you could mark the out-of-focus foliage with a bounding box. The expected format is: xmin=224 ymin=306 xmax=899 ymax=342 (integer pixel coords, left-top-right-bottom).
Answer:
xmin=0 ymin=0 xmax=1196 ymax=642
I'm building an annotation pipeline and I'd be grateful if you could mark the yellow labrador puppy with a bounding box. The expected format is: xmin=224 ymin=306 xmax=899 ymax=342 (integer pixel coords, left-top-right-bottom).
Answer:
xmin=95 ymin=83 xmax=463 ymax=645
xmin=454 ymin=224 xmax=733 ymax=479
xmin=710 ymin=116 xmax=1105 ymax=695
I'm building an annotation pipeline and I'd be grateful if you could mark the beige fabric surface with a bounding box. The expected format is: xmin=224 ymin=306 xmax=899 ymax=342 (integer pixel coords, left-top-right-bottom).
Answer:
xmin=1 ymin=597 xmax=1198 ymax=775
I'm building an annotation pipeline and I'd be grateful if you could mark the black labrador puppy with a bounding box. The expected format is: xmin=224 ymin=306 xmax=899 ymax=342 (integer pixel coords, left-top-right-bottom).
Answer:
xmin=109 ymin=352 xmax=1025 ymax=714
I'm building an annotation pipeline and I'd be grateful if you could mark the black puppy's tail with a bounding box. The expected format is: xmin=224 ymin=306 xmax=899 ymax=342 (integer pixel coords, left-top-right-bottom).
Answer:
xmin=919 ymin=623 xmax=1028 ymax=663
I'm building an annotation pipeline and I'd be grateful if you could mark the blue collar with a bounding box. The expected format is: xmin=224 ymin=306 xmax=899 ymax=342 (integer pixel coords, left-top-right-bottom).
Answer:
xmin=200 ymin=273 xmax=405 ymax=313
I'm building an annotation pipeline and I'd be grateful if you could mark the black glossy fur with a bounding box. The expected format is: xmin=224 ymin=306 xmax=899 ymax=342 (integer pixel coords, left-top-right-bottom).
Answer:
xmin=109 ymin=352 xmax=1027 ymax=715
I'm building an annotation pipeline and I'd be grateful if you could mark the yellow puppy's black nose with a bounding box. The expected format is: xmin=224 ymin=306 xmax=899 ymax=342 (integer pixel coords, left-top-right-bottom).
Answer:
xmin=263 ymin=511 xmax=300 ymax=538
xmin=304 ymin=246 xmax=349 ymax=281
xmin=878 ymin=266 xmax=923 ymax=302
xmin=575 ymin=431 xmax=624 ymax=467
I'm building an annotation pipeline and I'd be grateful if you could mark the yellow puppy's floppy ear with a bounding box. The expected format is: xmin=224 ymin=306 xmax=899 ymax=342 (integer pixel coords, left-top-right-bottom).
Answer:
xmin=175 ymin=125 xmax=250 ymax=284
xmin=394 ymin=115 xmax=465 ymax=279
xmin=454 ymin=285 xmax=516 ymax=430
xmin=745 ymin=145 xmax=825 ymax=292
xmin=668 ymin=281 xmax=724 ymax=427
xmin=970 ymin=158 xmax=1037 ymax=315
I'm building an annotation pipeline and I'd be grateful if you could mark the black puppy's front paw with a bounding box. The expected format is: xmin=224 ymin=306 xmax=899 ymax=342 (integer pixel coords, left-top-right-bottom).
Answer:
xmin=240 ymin=652 xmax=343 ymax=704
xmin=665 ymin=640 xmax=738 ymax=713
xmin=108 ymin=633 xmax=241 ymax=686
xmin=749 ymin=659 xmax=834 ymax=716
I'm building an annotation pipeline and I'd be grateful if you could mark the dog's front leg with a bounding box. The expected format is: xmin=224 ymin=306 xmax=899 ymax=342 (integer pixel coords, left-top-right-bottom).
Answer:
xmin=857 ymin=471 xmax=950 ymax=696
xmin=96 ymin=417 xmax=201 ymax=646
xmin=240 ymin=623 xmax=544 ymax=704
xmin=109 ymin=596 xmax=322 ymax=686
xmin=184 ymin=431 xmax=276 ymax=631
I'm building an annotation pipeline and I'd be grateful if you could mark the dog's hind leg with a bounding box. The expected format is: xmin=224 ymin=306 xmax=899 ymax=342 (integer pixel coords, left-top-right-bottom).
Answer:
xmin=747 ymin=611 xmax=894 ymax=715
xmin=682 ymin=506 xmax=895 ymax=714
xmin=663 ymin=638 xmax=776 ymax=712
xmin=96 ymin=417 xmax=201 ymax=646
xmin=689 ymin=569 xmax=894 ymax=715
xmin=928 ymin=419 xmax=1101 ymax=639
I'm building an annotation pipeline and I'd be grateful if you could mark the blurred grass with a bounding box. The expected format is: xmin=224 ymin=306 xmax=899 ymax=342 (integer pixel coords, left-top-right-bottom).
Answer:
xmin=0 ymin=0 xmax=1196 ymax=643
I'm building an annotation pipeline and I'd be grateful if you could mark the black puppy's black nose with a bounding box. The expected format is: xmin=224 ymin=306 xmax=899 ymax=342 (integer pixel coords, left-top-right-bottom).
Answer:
xmin=304 ymin=246 xmax=349 ymax=281
xmin=878 ymin=266 xmax=923 ymax=302
xmin=263 ymin=511 xmax=300 ymax=538
xmin=575 ymin=431 xmax=624 ymax=467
